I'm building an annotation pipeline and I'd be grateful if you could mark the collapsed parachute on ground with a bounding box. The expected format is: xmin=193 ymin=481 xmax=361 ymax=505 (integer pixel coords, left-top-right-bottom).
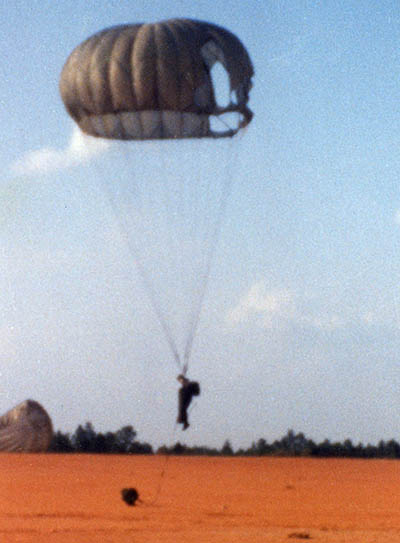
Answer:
xmin=59 ymin=18 xmax=253 ymax=140
xmin=0 ymin=400 xmax=53 ymax=452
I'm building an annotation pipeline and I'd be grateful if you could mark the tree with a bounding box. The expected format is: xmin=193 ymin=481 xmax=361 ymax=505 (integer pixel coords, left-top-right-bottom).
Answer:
xmin=221 ymin=440 xmax=234 ymax=456
xmin=49 ymin=430 xmax=74 ymax=453
xmin=72 ymin=422 xmax=97 ymax=453
xmin=114 ymin=426 xmax=137 ymax=453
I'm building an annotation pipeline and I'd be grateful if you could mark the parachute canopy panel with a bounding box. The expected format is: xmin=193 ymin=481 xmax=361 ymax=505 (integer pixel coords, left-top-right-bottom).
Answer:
xmin=59 ymin=19 xmax=254 ymax=140
xmin=0 ymin=400 xmax=53 ymax=453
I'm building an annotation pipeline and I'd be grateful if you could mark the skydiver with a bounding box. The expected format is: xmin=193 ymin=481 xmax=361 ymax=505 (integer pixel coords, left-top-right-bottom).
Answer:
xmin=177 ymin=374 xmax=200 ymax=430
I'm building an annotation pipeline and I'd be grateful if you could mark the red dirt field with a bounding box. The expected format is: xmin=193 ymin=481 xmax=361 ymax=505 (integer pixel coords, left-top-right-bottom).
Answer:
xmin=1 ymin=454 xmax=400 ymax=542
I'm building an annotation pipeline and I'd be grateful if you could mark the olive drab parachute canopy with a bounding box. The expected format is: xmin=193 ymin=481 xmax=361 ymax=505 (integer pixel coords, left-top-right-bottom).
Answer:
xmin=59 ymin=19 xmax=254 ymax=140
xmin=0 ymin=400 xmax=53 ymax=452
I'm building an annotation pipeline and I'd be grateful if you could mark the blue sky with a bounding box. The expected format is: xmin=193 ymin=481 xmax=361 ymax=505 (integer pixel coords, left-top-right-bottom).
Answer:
xmin=1 ymin=1 xmax=400 ymax=449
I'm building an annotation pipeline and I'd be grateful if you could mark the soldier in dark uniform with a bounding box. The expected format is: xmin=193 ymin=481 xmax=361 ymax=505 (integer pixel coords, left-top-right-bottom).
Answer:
xmin=177 ymin=374 xmax=200 ymax=430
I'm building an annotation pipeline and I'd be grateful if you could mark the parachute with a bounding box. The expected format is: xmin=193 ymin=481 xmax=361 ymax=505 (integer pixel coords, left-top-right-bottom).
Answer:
xmin=59 ymin=19 xmax=253 ymax=141
xmin=0 ymin=400 xmax=53 ymax=452
xmin=60 ymin=19 xmax=254 ymax=373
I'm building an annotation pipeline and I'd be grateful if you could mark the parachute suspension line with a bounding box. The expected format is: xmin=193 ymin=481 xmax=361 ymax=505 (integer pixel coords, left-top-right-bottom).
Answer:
xmin=122 ymin=232 xmax=183 ymax=370
xmin=158 ymin=142 xmax=196 ymax=373
xmin=93 ymin=133 xmax=241 ymax=375
xmin=145 ymin=142 xmax=190 ymax=369
xmin=178 ymin=145 xmax=209 ymax=376
xmin=182 ymin=139 xmax=240 ymax=370
xmin=96 ymin=137 xmax=184 ymax=372
xmin=158 ymin=144 xmax=187 ymax=324
xmin=152 ymin=138 xmax=235 ymax=373
xmin=213 ymin=111 xmax=243 ymax=135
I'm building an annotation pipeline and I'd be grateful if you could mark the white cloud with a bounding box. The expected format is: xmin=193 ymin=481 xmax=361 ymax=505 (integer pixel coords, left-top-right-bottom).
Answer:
xmin=226 ymin=281 xmax=295 ymax=328
xmin=227 ymin=280 xmax=400 ymax=334
xmin=226 ymin=281 xmax=348 ymax=331
xmin=11 ymin=126 xmax=112 ymax=177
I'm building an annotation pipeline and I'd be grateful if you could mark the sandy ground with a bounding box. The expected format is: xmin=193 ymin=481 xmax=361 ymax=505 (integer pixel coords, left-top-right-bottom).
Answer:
xmin=1 ymin=455 xmax=400 ymax=542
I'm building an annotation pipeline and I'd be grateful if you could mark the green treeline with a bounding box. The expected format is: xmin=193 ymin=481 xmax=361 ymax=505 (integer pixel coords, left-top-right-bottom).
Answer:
xmin=50 ymin=423 xmax=152 ymax=454
xmin=49 ymin=425 xmax=400 ymax=459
